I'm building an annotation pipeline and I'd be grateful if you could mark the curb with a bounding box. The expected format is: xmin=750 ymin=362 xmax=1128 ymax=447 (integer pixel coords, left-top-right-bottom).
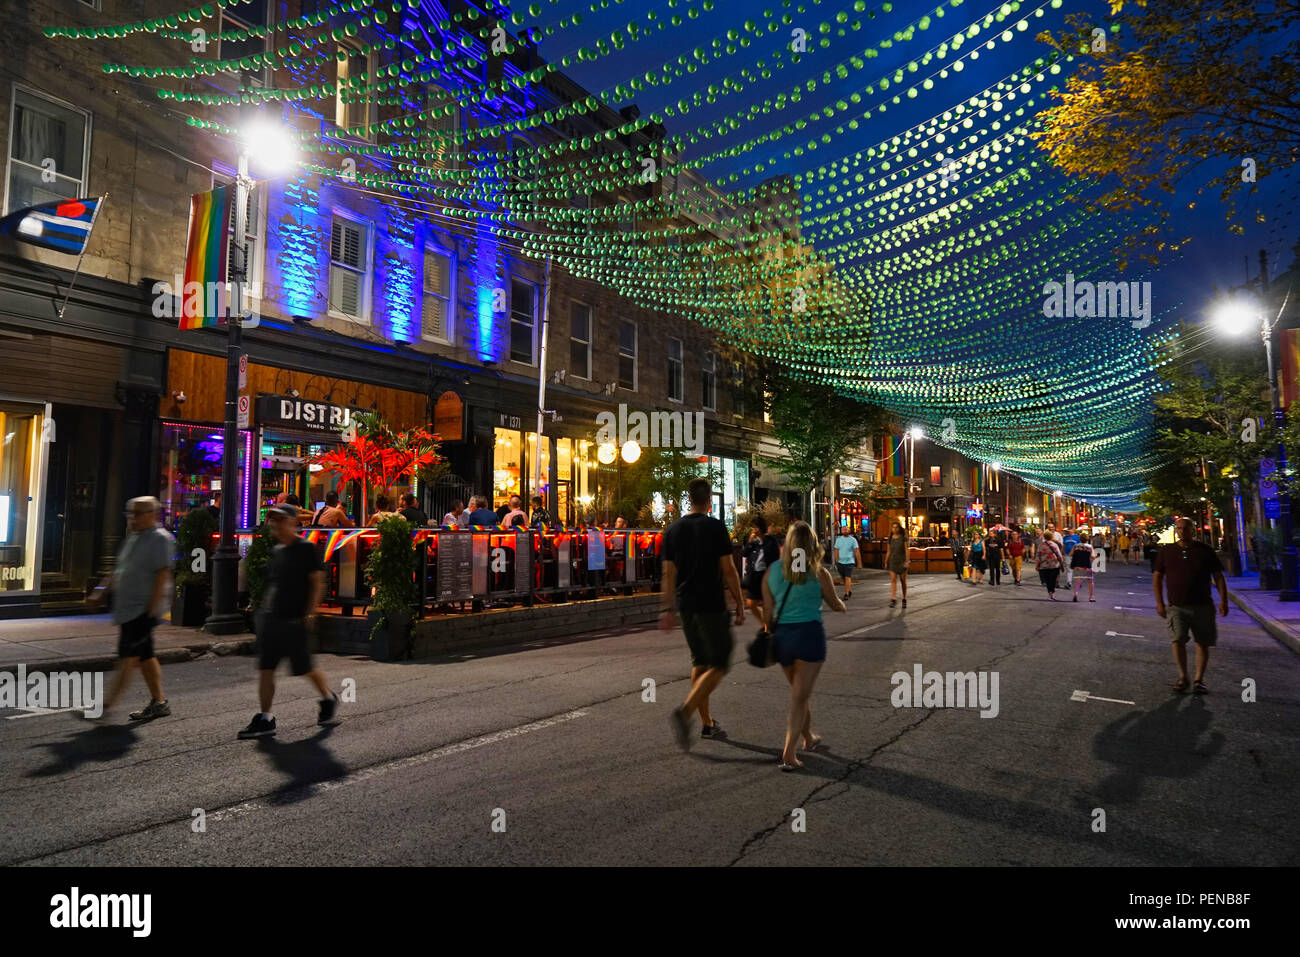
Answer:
xmin=0 ymin=638 xmax=257 ymax=675
xmin=1227 ymin=592 xmax=1300 ymax=656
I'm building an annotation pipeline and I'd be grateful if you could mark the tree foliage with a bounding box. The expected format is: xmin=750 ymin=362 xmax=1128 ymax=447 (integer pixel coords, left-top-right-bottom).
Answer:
xmin=761 ymin=375 xmax=889 ymax=497
xmin=1036 ymin=0 xmax=1300 ymax=263
xmin=1139 ymin=324 xmax=1274 ymax=525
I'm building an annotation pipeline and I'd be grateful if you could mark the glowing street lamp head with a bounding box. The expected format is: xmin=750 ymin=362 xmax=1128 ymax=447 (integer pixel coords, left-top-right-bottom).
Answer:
xmin=1212 ymin=298 xmax=1257 ymax=336
xmin=242 ymin=119 xmax=299 ymax=174
xmin=620 ymin=440 xmax=641 ymax=464
xmin=596 ymin=443 xmax=618 ymax=465
xmin=990 ymin=461 xmax=1001 ymax=471
xmin=909 ymin=426 xmax=924 ymax=441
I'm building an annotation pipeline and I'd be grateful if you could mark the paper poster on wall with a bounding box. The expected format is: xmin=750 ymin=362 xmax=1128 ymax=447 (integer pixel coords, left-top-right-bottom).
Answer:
xmin=587 ymin=530 xmax=606 ymax=571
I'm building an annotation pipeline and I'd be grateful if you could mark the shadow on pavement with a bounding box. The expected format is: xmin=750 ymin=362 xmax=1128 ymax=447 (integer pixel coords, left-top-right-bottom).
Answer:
xmin=254 ymin=727 xmax=349 ymax=803
xmin=27 ymin=722 xmax=139 ymax=778
xmin=1090 ymin=695 xmax=1224 ymax=805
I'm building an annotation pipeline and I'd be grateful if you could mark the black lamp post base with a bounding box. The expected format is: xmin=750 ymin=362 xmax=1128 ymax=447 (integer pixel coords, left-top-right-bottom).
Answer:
xmin=203 ymin=612 xmax=249 ymax=635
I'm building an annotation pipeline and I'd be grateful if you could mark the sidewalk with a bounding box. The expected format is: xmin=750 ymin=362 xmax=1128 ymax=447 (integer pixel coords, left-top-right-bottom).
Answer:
xmin=1225 ymin=575 xmax=1300 ymax=656
xmin=0 ymin=615 xmax=253 ymax=674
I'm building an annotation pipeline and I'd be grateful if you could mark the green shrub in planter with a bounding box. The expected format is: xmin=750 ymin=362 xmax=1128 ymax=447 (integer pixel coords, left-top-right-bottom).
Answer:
xmin=175 ymin=507 xmax=217 ymax=587
xmin=365 ymin=515 xmax=417 ymax=641
xmin=244 ymin=523 xmax=275 ymax=611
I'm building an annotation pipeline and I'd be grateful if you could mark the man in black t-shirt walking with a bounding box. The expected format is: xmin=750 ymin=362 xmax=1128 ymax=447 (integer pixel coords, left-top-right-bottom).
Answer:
xmin=1153 ymin=518 xmax=1229 ymax=696
xmin=660 ymin=478 xmax=745 ymax=750
xmin=239 ymin=506 xmax=341 ymax=738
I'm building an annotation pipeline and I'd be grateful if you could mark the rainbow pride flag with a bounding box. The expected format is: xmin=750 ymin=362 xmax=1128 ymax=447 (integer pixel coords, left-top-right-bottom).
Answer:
xmin=180 ymin=186 xmax=234 ymax=330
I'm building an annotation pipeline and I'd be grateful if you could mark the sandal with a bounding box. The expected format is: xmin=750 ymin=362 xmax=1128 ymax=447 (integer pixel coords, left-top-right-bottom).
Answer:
xmin=1172 ymin=677 xmax=1189 ymax=694
xmin=1193 ymin=680 xmax=1208 ymax=695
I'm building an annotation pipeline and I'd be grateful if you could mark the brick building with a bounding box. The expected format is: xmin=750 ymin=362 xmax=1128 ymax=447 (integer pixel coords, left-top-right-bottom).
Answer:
xmin=0 ymin=0 xmax=788 ymax=615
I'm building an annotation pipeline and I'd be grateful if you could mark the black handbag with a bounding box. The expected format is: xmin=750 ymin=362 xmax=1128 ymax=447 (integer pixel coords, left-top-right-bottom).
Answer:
xmin=746 ymin=573 xmax=792 ymax=668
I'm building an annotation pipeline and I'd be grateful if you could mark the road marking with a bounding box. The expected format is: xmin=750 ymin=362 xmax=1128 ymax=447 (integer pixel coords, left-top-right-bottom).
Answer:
xmin=1105 ymin=630 xmax=1145 ymax=638
xmin=207 ymin=709 xmax=588 ymax=824
xmin=840 ymin=621 xmax=890 ymax=638
xmin=5 ymin=707 xmax=82 ymax=720
xmin=1114 ymin=606 xmax=1143 ymax=611
xmin=1070 ymin=690 xmax=1136 ymax=705
xmin=954 ymin=594 xmax=979 ymax=603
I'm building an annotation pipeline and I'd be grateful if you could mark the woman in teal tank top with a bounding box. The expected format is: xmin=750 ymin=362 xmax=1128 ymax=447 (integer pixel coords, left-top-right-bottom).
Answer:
xmin=762 ymin=521 xmax=846 ymax=772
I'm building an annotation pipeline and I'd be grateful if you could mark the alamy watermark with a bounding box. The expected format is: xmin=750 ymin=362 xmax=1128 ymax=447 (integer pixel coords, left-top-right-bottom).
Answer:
xmin=1041 ymin=274 xmax=1152 ymax=329
xmin=595 ymin=403 xmax=704 ymax=457
xmin=1 ymin=664 xmax=103 ymax=718
xmin=890 ymin=663 xmax=1000 ymax=718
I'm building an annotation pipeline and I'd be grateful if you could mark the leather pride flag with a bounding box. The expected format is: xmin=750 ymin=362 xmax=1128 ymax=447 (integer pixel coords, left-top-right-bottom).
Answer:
xmin=0 ymin=196 xmax=102 ymax=255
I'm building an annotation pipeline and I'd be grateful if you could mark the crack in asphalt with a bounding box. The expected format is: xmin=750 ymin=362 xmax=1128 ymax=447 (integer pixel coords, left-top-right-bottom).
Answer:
xmin=725 ymin=620 xmax=1042 ymax=866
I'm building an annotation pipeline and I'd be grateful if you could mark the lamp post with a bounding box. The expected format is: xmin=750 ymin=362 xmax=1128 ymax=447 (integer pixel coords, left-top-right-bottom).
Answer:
xmin=1214 ymin=288 xmax=1299 ymax=598
xmin=906 ymin=426 xmax=923 ymax=542
xmin=205 ymin=113 xmax=298 ymax=635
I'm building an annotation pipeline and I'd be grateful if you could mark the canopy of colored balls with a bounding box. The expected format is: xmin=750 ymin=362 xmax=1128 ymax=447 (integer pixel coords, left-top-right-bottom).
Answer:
xmin=49 ymin=0 xmax=1157 ymax=506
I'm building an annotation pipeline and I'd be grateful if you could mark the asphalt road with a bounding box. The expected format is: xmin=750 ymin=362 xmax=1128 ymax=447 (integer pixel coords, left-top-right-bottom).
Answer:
xmin=1 ymin=562 xmax=1296 ymax=866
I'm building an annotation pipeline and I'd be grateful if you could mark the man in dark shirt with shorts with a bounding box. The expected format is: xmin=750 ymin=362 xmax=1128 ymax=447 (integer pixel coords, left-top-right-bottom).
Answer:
xmin=1153 ymin=518 xmax=1229 ymax=695
xmin=239 ymin=506 xmax=341 ymax=738
xmin=660 ymin=478 xmax=745 ymax=750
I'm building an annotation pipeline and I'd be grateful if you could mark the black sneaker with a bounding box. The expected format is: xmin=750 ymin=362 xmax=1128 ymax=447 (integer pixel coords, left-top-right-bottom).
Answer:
xmin=238 ymin=714 xmax=276 ymax=739
xmin=669 ymin=707 xmax=692 ymax=752
xmin=318 ymin=692 xmax=340 ymax=726
xmin=701 ymin=719 xmax=725 ymax=739
xmin=129 ymin=699 xmax=171 ymax=721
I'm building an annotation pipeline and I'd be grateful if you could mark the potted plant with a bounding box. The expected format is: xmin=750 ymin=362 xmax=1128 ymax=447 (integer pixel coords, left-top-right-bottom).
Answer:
xmin=241 ymin=522 xmax=275 ymax=630
xmin=365 ymin=515 xmax=418 ymax=659
xmin=173 ymin=507 xmax=216 ymax=626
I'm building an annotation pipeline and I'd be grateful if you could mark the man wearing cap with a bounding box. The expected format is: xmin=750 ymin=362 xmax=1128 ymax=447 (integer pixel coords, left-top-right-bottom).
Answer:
xmin=87 ymin=496 xmax=175 ymax=721
xmin=238 ymin=505 xmax=340 ymax=738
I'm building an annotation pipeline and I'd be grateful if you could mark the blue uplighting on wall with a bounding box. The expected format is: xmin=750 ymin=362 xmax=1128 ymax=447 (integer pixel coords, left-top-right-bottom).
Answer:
xmin=276 ymin=172 xmax=325 ymax=318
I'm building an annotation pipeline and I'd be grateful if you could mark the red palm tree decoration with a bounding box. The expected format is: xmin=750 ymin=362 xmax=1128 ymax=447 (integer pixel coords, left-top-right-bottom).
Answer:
xmin=309 ymin=423 xmax=444 ymax=524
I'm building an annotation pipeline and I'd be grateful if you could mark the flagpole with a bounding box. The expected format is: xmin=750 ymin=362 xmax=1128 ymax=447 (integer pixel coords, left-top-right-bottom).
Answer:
xmin=56 ymin=193 xmax=107 ymax=319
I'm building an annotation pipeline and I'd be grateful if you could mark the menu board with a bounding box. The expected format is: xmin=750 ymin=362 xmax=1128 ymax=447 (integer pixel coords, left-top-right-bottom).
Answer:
xmin=436 ymin=533 xmax=475 ymax=602
xmin=513 ymin=531 xmax=533 ymax=595
xmin=587 ymin=530 xmax=606 ymax=571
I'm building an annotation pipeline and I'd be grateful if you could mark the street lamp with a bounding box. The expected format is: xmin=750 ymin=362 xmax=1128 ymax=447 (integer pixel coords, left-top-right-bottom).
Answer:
xmin=1214 ymin=293 xmax=1299 ymax=599
xmin=905 ymin=427 xmax=923 ymax=541
xmin=205 ymin=110 xmax=299 ymax=635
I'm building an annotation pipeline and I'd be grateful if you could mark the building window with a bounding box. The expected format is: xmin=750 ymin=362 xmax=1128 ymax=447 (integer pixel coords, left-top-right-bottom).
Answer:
xmin=701 ymin=351 xmax=716 ymax=411
xmin=618 ymin=320 xmax=637 ymax=391
xmin=930 ymin=466 xmax=942 ymax=486
xmin=731 ymin=361 xmax=744 ymax=418
xmin=328 ymin=216 xmax=368 ymax=321
xmin=952 ymin=467 xmax=961 ymax=489
xmin=422 ymin=245 xmax=453 ymax=342
xmin=335 ymin=43 xmax=373 ymax=136
xmin=78 ymin=0 xmax=101 ymax=9
xmin=5 ymin=87 xmax=90 ymax=215
xmin=666 ymin=338 xmax=683 ymax=402
xmin=424 ymin=85 xmax=461 ymax=171
xmin=569 ymin=302 xmax=591 ymax=379
xmin=510 ymin=277 xmax=536 ymax=364
xmin=219 ymin=0 xmax=271 ymax=87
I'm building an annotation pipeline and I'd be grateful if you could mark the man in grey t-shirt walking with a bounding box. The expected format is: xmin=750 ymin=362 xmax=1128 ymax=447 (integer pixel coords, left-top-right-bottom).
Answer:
xmin=88 ymin=496 xmax=175 ymax=720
